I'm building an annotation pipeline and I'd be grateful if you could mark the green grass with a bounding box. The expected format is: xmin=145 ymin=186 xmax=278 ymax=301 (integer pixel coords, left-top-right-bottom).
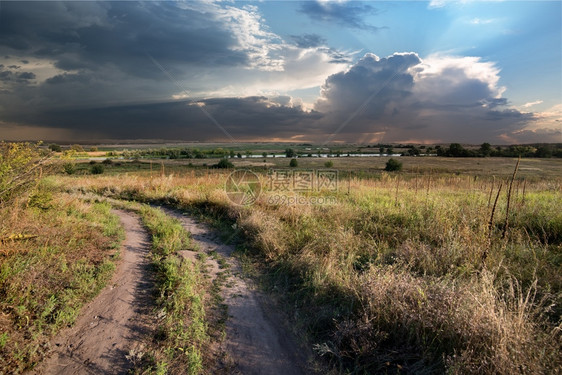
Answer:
xmin=0 ymin=192 xmax=123 ymax=373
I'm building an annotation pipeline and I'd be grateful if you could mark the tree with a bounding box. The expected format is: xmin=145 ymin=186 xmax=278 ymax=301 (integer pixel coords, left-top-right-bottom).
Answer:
xmin=479 ymin=142 xmax=492 ymax=157
xmin=285 ymin=148 xmax=296 ymax=158
xmin=535 ymin=145 xmax=553 ymax=158
xmin=407 ymin=147 xmax=420 ymax=156
xmin=385 ymin=158 xmax=402 ymax=171
xmin=289 ymin=158 xmax=298 ymax=167
xmin=386 ymin=147 xmax=394 ymax=155
xmin=262 ymin=152 xmax=267 ymax=158
xmin=448 ymin=143 xmax=466 ymax=157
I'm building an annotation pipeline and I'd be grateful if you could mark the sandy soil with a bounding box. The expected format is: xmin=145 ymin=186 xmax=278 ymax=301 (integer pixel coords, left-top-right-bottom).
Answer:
xmin=32 ymin=210 xmax=153 ymax=375
xmin=160 ymin=206 xmax=312 ymax=375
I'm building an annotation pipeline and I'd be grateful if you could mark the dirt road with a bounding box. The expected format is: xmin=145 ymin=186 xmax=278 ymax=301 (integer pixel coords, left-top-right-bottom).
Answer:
xmin=33 ymin=210 xmax=153 ymax=375
xmin=160 ymin=206 xmax=311 ymax=375
xmin=34 ymin=205 xmax=311 ymax=375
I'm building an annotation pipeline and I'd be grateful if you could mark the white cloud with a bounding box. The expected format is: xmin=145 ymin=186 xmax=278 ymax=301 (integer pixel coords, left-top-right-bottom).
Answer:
xmin=411 ymin=54 xmax=506 ymax=101
xmin=310 ymin=52 xmax=534 ymax=143
xmin=521 ymin=100 xmax=543 ymax=108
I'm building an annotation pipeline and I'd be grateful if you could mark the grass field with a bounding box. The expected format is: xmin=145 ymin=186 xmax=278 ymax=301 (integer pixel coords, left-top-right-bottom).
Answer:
xmin=56 ymin=155 xmax=561 ymax=374
xmin=1 ymin=146 xmax=561 ymax=374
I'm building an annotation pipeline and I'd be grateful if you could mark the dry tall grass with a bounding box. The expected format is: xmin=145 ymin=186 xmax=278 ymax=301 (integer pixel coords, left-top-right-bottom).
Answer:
xmin=56 ymin=167 xmax=562 ymax=373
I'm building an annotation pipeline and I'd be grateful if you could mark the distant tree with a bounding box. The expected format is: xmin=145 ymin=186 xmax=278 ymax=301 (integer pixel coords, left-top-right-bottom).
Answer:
xmin=285 ymin=148 xmax=296 ymax=158
xmin=48 ymin=144 xmax=62 ymax=152
xmin=89 ymin=146 xmax=98 ymax=152
xmin=385 ymin=158 xmax=402 ymax=171
xmin=289 ymin=158 xmax=298 ymax=167
xmin=407 ymin=147 xmax=420 ymax=156
xmin=102 ymin=158 xmax=113 ymax=165
xmin=262 ymin=152 xmax=267 ymax=158
xmin=479 ymin=142 xmax=492 ymax=157
xmin=448 ymin=143 xmax=466 ymax=157
xmin=70 ymin=144 xmax=84 ymax=152
xmin=237 ymin=152 xmax=242 ymax=158
xmin=386 ymin=147 xmax=394 ymax=155
xmin=229 ymin=150 xmax=235 ymax=158
xmin=535 ymin=145 xmax=553 ymax=158
xmin=379 ymin=147 xmax=385 ymax=154
xmin=324 ymin=160 xmax=334 ymax=168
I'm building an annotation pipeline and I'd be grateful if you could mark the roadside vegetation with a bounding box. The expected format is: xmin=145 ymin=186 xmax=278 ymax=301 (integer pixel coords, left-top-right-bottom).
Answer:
xmin=0 ymin=143 xmax=124 ymax=373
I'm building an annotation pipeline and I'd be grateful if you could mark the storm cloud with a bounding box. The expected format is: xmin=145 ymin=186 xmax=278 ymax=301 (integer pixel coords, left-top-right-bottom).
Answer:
xmin=0 ymin=1 xmax=556 ymax=144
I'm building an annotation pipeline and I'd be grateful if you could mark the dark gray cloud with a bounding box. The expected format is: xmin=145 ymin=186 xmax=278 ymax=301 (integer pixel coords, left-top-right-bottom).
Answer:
xmin=0 ymin=1 xmax=249 ymax=79
xmin=0 ymin=65 xmax=36 ymax=83
xmin=5 ymin=96 xmax=320 ymax=141
xmin=299 ymin=1 xmax=383 ymax=31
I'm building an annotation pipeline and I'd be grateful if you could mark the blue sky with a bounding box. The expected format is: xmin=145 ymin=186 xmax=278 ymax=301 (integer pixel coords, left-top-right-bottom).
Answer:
xmin=0 ymin=1 xmax=560 ymax=143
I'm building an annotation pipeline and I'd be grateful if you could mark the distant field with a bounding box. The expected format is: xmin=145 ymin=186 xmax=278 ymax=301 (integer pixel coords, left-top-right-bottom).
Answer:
xmin=66 ymin=156 xmax=562 ymax=181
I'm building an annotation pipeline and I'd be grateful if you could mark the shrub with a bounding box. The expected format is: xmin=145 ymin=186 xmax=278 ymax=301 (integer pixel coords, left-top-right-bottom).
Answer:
xmin=90 ymin=164 xmax=104 ymax=174
xmin=63 ymin=162 xmax=76 ymax=175
xmin=0 ymin=142 xmax=50 ymax=205
xmin=289 ymin=158 xmax=298 ymax=167
xmin=102 ymin=158 xmax=113 ymax=165
xmin=214 ymin=158 xmax=234 ymax=169
xmin=324 ymin=160 xmax=334 ymax=168
xmin=384 ymin=158 xmax=402 ymax=171
xmin=48 ymin=144 xmax=62 ymax=152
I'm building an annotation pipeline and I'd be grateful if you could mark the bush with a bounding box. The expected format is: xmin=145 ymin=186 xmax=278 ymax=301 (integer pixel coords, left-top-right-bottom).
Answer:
xmin=102 ymin=158 xmax=113 ymax=165
xmin=289 ymin=158 xmax=298 ymax=167
xmin=0 ymin=142 xmax=50 ymax=205
xmin=90 ymin=164 xmax=104 ymax=174
xmin=62 ymin=162 xmax=76 ymax=175
xmin=385 ymin=158 xmax=402 ymax=171
xmin=324 ymin=160 xmax=334 ymax=168
xmin=48 ymin=144 xmax=62 ymax=152
xmin=213 ymin=158 xmax=234 ymax=169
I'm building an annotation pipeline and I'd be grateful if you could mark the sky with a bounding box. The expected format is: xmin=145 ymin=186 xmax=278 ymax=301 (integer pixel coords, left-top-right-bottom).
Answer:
xmin=0 ymin=0 xmax=560 ymax=144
